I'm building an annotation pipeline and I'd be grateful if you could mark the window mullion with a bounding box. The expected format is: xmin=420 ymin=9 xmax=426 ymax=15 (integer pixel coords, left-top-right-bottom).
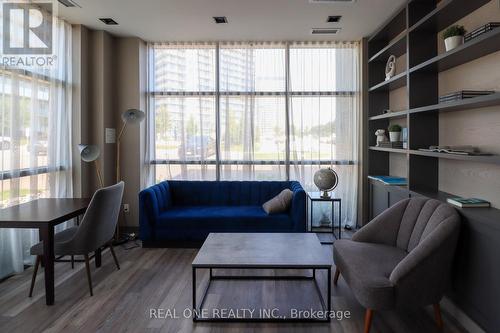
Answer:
xmin=215 ymin=42 xmax=221 ymax=181
xmin=285 ymin=42 xmax=291 ymax=181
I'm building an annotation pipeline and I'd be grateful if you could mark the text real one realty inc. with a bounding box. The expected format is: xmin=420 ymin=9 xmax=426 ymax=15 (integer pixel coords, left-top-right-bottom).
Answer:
xmin=149 ymin=308 xmax=352 ymax=320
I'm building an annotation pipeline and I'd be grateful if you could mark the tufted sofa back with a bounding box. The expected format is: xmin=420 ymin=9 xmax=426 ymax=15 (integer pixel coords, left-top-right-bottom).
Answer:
xmin=149 ymin=180 xmax=302 ymax=207
xmin=394 ymin=198 xmax=460 ymax=252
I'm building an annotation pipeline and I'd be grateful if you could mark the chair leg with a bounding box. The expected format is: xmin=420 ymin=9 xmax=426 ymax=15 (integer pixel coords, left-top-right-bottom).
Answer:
xmin=433 ymin=303 xmax=443 ymax=329
xmin=71 ymin=255 xmax=74 ymax=269
xmin=84 ymin=254 xmax=93 ymax=296
xmin=108 ymin=242 xmax=120 ymax=270
xmin=364 ymin=308 xmax=373 ymax=333
xmin=334 ymin=268 xmax=340 ymax=285
xmin=29 ymin=255 xmax=41 ymax=297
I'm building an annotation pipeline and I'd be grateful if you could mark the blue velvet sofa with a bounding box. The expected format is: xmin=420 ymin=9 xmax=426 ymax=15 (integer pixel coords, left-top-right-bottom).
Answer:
xmin=139 ymin=180 xmax=306 ymax=247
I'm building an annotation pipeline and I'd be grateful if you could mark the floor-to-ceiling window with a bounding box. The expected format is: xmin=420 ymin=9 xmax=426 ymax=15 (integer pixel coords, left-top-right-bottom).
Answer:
xmin=148 ymin=41 xmax=359 ymax=226
xmin=0 ymin=16 xmax=73 ymax=279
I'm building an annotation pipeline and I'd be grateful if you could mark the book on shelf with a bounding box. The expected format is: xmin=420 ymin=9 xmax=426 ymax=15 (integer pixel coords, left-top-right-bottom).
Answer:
xmin=368 ymin=175 xmax=407 ymax=186
xmin=439 ymin=91 xmax=495 ymax=103
xmin=446 ymin=197 xmax=491 ymax=208
xmin=378 ymin=141 xmax=403 ymax=148
xmin=464 ymin=22 xmax=500 ymax=42
xmin=401 ymin=128 xmax=408 ymax=149
xmin=418 ymin=145 xmax=493 ymax=156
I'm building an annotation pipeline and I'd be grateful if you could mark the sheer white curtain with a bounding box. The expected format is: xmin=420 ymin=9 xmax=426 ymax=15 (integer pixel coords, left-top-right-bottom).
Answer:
xmin=289 ymin=41 xmax=360 ymax=227
xmin=149 ymin=43 xmax=217 ymax=181
xmin=219 ymin=42 xmax=287 ymax=180
xmin=148 ymin=41 xmax=360 ymax=227
xmin=0 ymin=18 xmax=73 ymax=279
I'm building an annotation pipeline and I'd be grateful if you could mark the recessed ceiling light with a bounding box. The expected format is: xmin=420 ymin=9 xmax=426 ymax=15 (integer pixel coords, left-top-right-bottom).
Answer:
xmin=99 ymin=18 xmax=118 ymax=25
xmin=213 ymin=16 xmax=228 ymax=24
xmin=327 ymin=16 xmax=342 ymax=23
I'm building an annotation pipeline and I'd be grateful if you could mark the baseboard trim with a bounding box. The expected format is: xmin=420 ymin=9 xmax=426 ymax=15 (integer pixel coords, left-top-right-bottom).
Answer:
xmin=441 ymin=297 xmax=485 ymax=333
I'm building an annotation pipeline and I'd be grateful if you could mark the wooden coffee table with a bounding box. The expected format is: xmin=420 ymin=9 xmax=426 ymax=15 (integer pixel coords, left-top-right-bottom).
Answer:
xmin=192 ymin=233 xmax=333 ymax=322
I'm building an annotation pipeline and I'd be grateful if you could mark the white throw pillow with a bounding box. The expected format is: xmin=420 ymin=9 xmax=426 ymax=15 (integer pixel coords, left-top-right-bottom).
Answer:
xmin=262 ymin=189 xmax=294 ymax=214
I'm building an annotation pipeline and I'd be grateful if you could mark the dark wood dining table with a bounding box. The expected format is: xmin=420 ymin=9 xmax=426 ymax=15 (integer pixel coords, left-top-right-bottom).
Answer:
xmin=0 ymin=198 xmax=90 ymax=305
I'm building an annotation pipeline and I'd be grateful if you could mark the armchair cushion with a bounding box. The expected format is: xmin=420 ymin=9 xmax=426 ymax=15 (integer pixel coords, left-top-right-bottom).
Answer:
xmin=334 ymin=239 xmax=407 ymax=309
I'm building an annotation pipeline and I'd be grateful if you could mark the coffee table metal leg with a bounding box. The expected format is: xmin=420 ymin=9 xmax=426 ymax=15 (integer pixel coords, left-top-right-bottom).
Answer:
xmin=192 ymin=266 xmax=196 ymax=318
xmin=328 ymin=267 xmax=332 ymax=314
xmin=338 ymin=201 xmax=342 ymax=239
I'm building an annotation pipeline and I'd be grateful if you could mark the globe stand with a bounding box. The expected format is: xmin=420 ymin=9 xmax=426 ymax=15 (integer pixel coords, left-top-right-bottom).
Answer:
xmin=321 ymin=191 xmax=331 ymax=199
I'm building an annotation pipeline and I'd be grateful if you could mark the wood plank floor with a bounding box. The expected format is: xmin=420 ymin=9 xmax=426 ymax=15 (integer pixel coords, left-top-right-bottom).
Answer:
xmin=0 ymin=241 xmax=468 ymax=333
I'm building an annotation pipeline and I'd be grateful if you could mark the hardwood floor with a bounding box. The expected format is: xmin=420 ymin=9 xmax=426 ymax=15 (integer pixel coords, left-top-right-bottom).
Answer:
xmin=0 ymin=241 xmax=468 ymax=333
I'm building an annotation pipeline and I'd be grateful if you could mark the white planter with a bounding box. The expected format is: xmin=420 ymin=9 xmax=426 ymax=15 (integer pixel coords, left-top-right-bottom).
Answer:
xmin=389 ymin=132 xmax=400 ymax=142
xmin=444 ymin=36 xmax=464 ymax=52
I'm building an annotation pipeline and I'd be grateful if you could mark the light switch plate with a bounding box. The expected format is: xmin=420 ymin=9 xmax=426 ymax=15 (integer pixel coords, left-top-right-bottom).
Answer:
xmin=105 ymin=128 xmax=116 ymax=143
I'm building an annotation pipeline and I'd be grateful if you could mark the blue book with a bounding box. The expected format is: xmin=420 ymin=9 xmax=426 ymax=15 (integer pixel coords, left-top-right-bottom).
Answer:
xmin=446 ymin=197 xmax=490 ymax=208
xmin=368 ymin=176 xmax=408 ymax=186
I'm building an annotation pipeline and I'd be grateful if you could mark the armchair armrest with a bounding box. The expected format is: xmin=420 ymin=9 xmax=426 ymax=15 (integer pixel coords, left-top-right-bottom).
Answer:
xmin=289 ymin=181 xmax=306 ymax=232
xmin=389 ymin=216 xmax=460 ymax=306
xmin=352 ymin=199 xmax=410 ymax=246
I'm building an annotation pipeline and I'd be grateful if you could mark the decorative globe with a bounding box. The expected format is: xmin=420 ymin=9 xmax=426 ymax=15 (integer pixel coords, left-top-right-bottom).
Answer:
xmin=313 ymin=168 xmax=339 ymax=198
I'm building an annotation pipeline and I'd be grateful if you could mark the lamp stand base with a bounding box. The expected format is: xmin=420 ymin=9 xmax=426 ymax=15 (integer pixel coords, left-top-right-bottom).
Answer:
xmin=113 ymin=233 xmax=138 ymax=246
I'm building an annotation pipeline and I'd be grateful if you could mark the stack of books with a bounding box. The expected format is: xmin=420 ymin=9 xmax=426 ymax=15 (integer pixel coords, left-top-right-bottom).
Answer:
xmin=418 ymin=145 xmax=493 ymax=156
xmin=447 ymin=197 xmax=491 ymax=208
xmin=464 ymin=22 xmax=500 ymax=42
xmin=439 ymin=90 xmax=495 ymax=103
xmin=378 ymin=141 xmax=403 ymax=149
xmin=368 ymin=176 xmax=407 ymax=186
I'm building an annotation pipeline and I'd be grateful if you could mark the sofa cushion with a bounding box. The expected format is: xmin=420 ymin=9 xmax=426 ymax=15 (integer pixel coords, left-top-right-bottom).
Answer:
xmin=262 ymin=189 xmax=293 ymax=214
xmin=151 ymin=206 xmax=293 ymax=241
xmin=333 ymin=239 xmax=407 ymax=310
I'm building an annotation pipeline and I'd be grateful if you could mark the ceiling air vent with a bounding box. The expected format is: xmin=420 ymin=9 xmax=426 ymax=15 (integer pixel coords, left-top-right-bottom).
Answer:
xmin=57 ymin=0 xmax=80 ymax=7
xmin=311 ymin=28 xmax=341 ymax=35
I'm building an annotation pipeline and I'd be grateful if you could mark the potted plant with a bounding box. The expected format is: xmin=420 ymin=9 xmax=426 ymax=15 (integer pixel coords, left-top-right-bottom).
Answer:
xmin=443 ymin=25 xmax=466 ymax=51
xmin=388 ymin=124 xmax=402 ymax=142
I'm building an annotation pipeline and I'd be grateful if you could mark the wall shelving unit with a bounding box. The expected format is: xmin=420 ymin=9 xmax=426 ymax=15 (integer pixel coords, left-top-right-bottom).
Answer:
xmin=364 ymin=1 xmax=500 ymax=331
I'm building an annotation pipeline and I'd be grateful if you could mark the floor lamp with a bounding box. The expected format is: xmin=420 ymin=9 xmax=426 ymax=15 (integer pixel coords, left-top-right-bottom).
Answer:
xmin=78 ymin=144 xmax=103 ymax=188
xmin=115 ymin=109 xmax=145 ymax=244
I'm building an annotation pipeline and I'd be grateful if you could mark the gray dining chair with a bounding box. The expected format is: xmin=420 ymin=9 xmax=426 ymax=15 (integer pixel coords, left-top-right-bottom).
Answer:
xmin=333 ymin=198 xmax=461 ymax=333
xmin=29 ymin=182 xmax=124 ymax=297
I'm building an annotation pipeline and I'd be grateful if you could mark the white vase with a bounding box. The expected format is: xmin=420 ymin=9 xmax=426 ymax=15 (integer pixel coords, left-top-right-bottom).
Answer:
xmin=389 ymin=132 xmax=400 ymax=142
xmin=444 ymin=36 xmax=464 ymax=52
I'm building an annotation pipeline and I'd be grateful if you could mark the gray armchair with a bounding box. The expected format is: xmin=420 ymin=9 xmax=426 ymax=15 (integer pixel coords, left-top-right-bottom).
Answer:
xmin=29 ymin=182 xmax=124 ymax=297
xmin=333 ymin=198 xmax=461 ymax=333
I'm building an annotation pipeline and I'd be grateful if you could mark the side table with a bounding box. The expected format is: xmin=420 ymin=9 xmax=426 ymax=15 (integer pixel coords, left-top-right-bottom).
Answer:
xmin=306 ymin=192 xmax=341 ymax=245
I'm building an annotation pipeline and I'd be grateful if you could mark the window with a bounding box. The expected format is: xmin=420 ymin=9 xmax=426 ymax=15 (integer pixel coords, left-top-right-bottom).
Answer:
xmin=0 ymin=18 xmax=73 ymax=279
xmin=219 ymin=44 xmax=287 ymax=180
xmin=148 ymin=41 xmax=360 ymax=225
xmin=150 ymin=44 xmax=217 ymax=180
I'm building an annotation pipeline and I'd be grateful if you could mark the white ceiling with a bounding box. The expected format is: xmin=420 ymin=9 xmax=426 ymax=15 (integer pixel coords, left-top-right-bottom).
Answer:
xmin=57 ymin=0 xmax=406 ymax=42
